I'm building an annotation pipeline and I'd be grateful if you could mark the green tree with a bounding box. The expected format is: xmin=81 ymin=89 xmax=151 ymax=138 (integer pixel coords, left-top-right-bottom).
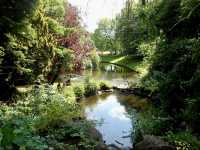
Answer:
xmin=142 ymin=0 xmax=200 ymax=133
xmin=92 ymin=18 xmax=121 ymax=54
xmin=0 ymin=0 xmax=71 ymax=100
xmin=115 ymin=0 xmax=158 ymax=55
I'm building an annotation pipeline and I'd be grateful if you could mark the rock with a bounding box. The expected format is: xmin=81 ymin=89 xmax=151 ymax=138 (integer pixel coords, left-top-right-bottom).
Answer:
xmin=87 ymin=127 xmax=108 ymax=150
xmin=107 ymin=144 xmax=121 ymax=150
xmin=135 ymin=135 xmax=176 ymax=150
xmin=101 ymin=89 xmax=113 ymax=93
xmin=96 ymin=142 xmax=108 ymax=150
xmin=87 ymin=127 xmax=103 ymax=142
xmin=113 ymin=87 xmax=151 ymax=98
xmin=69 ymin=121 xmax=108 ymax=149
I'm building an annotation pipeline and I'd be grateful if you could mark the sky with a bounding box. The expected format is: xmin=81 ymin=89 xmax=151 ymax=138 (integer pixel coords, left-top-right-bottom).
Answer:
xmin=68 ymin=0 xmax=125 ymax=32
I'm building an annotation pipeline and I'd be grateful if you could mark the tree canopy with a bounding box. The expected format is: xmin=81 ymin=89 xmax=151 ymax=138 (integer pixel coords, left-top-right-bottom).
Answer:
xmin=0 ymin=0 xmax=94 ymax=100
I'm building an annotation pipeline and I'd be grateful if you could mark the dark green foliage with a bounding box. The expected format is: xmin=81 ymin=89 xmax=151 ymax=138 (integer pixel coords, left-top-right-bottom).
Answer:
xmin=115 ymin=0 xmax=200 ymax=147
xmin=136 ymin=108 xmax=173 ymax=136
xmin=45 ymin=121 xmax=98 ymax=150
xmin=0 ymin=0 xmax=88 ymax=100
xmin=149 ymin=39 xmax=200 ymax=114
xmin=156 ymin=0 xmax=200 ymax=39
xmin=0 ymin=115 xmax=48 ymax=150
xmin=183 ymin=98 xmax=200 ymax=133
xmin=0 ymin=0 xmax=57 ymax=100
xmin=140 ymin=0 xmax=200 ymax=135
xmin=165 ymin=131 xmax=200 ymax=150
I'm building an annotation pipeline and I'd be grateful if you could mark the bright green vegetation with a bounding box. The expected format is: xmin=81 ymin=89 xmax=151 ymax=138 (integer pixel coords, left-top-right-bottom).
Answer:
xmin=67 ymin=79 xmax=111 ymax=99
xmin=0 ymin=85 xmax=100 ymax=149
xmin=98 ymin=80 xmax=112 ymax=91
xmin=0 ymin=77 xmax=112 ymax=149
xmin=83 ymin=78 xmax=99 ymax=97
xmin=100 ymin=55 xmax=144 ymax=72
xmin=92 ymin=18 xmax=122 ymax=54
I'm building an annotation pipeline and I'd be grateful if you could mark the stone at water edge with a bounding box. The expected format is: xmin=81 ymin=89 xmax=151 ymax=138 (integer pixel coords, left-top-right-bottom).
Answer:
xmin=135 ymin=135 xmax=176 ymax=150
xmin=86 ymin=127 xmax=108 ymax=150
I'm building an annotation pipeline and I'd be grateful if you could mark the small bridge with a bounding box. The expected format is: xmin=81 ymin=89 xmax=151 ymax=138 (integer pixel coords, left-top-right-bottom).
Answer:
xmin=100 ymin=61 xmax=139 ymax=73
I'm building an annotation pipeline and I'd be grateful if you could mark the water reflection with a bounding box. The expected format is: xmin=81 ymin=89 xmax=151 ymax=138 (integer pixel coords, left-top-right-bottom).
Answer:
xmin=80 ymin=92 xmax=147 ymax=149
xmin=80 ymin=67 xmax=139 ymax=88
xmin=78 ymin=65 xmax=148 ymax=148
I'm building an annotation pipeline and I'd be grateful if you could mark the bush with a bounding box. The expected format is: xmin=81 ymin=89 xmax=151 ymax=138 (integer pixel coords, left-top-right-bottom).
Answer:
xmin=63 ymin=86 xmax=76 ymax=102
xmin=135 ymin=107 xmax=173 ymax=136
xmin=0 ymin=85 xmax=82 ymax=149
xmin=83 ymin=50 xmax=100 ymax=70
xmin=182 ymin=98 xmax=200 ymax=133
xmin=84 ymin=78 xmax=98 ymax=97
xmin=99 ymin=80 xmax=112 ymax=91
xmin=138 ymin=40 xmax=156 ymax=62
xmin=0 ymin=115 xmax=48 ymax=150
xmin=90 ymin=50 xmax=100 ymax=70
xmin=45 ymin=121 xmax=98 ymax=150
xmin=165 ymin=131 xmax=200 ymax=150
xmin=73 ymin=84 xmax=85 ymax=99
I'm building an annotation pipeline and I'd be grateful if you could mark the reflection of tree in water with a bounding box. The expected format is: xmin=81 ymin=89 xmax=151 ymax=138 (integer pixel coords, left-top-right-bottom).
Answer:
xmin=81 ymin=93 xmax=111 ymax=108
xmin=81 ymin=95 xmax=99 ymax=108
xmin=99 ymin=93 xmax=111 ymax=100
xmin=115 ymin=92 xmax=145 ymax=146
xmin=115 ymin=92 xmax=150 ymax=112
xmin=100 ymin=63 xmax=133 ymax=74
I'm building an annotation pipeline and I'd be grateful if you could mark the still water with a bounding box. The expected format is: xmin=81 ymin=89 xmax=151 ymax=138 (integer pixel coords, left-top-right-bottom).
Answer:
xmin=79 ymin=66 xmax=148 ymax=149
xmin=81 ymin=93 xmax=134 ymax=148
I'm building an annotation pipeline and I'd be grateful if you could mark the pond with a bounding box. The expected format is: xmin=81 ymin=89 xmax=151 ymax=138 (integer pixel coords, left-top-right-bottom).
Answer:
xmin=78 ymin=64 xmax=148 ymax=149
xmin=80 ymin=64 xmax=139 ymax=88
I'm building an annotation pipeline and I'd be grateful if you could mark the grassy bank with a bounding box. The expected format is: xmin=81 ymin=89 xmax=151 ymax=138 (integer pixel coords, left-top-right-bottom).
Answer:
xmin=100 ymin=55 xmax=149 ymax=76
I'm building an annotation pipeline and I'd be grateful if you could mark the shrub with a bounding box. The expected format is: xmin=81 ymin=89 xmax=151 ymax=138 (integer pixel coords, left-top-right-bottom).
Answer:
xmin=83 ymin=59 xmax=93 ymax=69
xmin=0 ymin=85 xmax=92 ymax=149
xmin=99 ymin=80 xmax=112 ymax=91
xmin=135 ymin=107 xmax=173 ymax=136
xmin=73 ymin=84 xmax=85 ymax=99
xmin=45 ymin=121 xmax=98 ymax=150
xmin=138 ymin=40 xmax=156 ymax=62
xmin=63 ymin=86 xmax=76 ymax=102
xmin=0 ymin=115 xmax=48 ymax=150
xmin=34 ymin=94 xmax=80 ymax=130
xmin=165 ymin=131 xmax=200 ymax=150
xmin=90 ymin=50 xmax=100 ymax=70
xmin=84 ymin=78 xmax=98 ymax=97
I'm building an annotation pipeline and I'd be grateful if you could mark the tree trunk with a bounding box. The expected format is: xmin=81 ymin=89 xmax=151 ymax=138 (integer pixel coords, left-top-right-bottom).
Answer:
xmin=141 ymin=0 xmax=146 ymax=5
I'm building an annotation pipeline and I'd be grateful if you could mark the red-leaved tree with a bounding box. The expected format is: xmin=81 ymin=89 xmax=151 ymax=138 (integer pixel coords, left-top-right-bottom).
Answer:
xmin=59 ymin=4 xmax=94 ymax=71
